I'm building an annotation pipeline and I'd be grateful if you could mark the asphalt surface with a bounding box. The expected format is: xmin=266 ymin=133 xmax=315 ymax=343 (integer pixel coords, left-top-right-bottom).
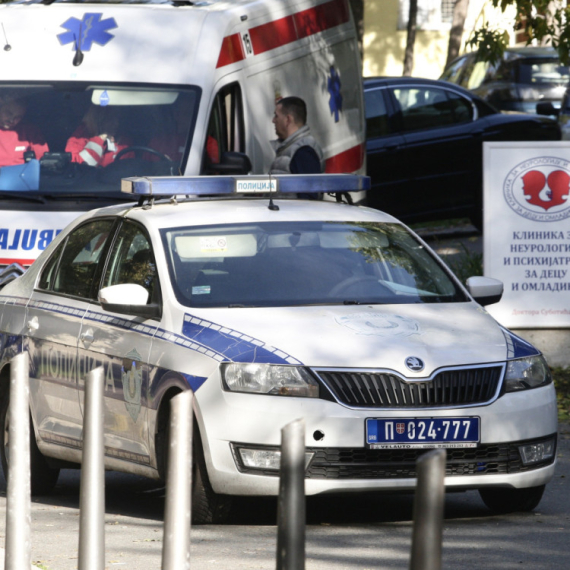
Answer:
xmin=0 ymin=421 xmax=567 ymax=570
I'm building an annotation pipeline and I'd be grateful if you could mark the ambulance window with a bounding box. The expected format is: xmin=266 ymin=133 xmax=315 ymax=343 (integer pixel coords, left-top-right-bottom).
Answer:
xmin=204 ymin=83 xmax=245 ymax=169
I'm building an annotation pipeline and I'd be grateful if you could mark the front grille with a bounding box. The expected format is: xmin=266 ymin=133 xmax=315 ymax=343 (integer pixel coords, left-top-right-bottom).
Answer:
xmin=305 ymin=436 xmax=556 ymax=479
xmin=314 ymin=366 xmax=503 ymax=408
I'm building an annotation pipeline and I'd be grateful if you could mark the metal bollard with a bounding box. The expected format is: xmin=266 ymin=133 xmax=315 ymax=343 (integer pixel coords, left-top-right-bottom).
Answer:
xmin=409 ymin=449 xmax=447 ymax=570
xmin=5 ymin=352 xmax=31 ymax=570
xmin=78 ymin=367 xmax=106 ymax=570
xmin=162 ymin=390 xmax=194 ymax=570
xmin=276 ymin=418 xmax=306 ymax=570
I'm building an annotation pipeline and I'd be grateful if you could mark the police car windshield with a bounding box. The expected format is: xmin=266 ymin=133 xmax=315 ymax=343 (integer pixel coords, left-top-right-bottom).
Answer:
xmin=0 ymin=83 xmax=200 ymax=197
xmin=162 ymin=221 xmax=468 ymax=308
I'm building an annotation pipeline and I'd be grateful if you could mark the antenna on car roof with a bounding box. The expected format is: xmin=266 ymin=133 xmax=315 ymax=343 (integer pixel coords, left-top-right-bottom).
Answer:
xmin=73 ymin=23 xmax=84 ymax=67
xmin=2 ymin=23 xmax=11 ymax=51
xmin=267 ymin=172 xmax=279 ymax=211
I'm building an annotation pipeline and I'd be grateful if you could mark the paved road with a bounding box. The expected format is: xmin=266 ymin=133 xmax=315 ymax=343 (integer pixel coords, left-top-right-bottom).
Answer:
xmin=0 ymin=422 xmax=568 ymax=570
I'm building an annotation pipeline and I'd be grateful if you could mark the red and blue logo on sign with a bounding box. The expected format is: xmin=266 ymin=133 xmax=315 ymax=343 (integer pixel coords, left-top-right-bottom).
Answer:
xmin=503 ymin=156 xmax=570 ymax=221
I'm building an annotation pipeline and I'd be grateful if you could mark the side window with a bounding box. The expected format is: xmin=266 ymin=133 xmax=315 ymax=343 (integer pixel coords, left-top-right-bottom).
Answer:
xmin=393 ymin=87 xmax=457 ymax=132
xmin=40 ymin=220 xmax=114 ymax=299
xmin=103 ymin=221 xmax=158 ymax=304
xmin=440 ymin=56 xmax=468 ymax=84
xmin=203 ymin=83 xmax=245 ymax=170
xmin=465 ymin=60 xmax=491 ymax=89
xmin=364 ymin=88 xmax=391 ymax=137
xmin=447 ymin=91 xmax=473 ymax=124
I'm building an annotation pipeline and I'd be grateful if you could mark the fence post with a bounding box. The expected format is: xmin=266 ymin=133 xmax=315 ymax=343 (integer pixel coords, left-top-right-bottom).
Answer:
xmin=162 ymin=390 xmax=194 ymax=570
xmin=5 ymin=352 xmax=31 ymax=570
xmin=276 ymin=418 xmax=306 ymax=570
xmin=409 ymin=449 xmax=447 ymax=570
xmin=78 ymin=366 xmax=106 ymax=570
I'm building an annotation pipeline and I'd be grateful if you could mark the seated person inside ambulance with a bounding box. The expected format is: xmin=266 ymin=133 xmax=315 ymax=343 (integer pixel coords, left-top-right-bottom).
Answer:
xmin=0 ymin=97 xmax=49 ymax=166
xmin=147 ymin=96 xmax=219 ymax=166
xmin=65 ymin=105 xmax=133 ymax=167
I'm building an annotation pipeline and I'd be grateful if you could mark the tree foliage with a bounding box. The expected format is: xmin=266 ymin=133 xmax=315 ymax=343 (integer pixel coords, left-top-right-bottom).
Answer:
xmin=469 ymin=0 xmax=570 ymax=65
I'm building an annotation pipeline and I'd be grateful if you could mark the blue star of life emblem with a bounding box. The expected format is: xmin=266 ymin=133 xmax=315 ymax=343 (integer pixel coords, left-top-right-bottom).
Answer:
xmin=327 ymin=65 xmax=343 ymax=123
xmin=58 ymin=13 xmax=118 ymax=52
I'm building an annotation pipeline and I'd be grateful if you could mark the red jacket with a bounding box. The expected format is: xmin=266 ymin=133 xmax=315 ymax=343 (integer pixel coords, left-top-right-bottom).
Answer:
xmin=0 ymin=124 xmax=49 ymax=166
xmin=65 ymin=125 xmax=132 ymax=167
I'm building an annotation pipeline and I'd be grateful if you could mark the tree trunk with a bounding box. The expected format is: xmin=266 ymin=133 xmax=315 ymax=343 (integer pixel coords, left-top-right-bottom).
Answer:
xmin=445 ymin=0 xmax=470 ymax=69
xmin=403 ymin=0 xmax=418 ymax=76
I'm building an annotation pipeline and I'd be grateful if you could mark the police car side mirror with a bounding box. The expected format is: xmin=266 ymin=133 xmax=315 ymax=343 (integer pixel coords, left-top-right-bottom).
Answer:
xmin=208 ymin=152 xmax=252 ymax=175
xmin=98 ymin=284 xmax=161 ymax=319
xmin=466 ymin=276 xmax=503 ymax=306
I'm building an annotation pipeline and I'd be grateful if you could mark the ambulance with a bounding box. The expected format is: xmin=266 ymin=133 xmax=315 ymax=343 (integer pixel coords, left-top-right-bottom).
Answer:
xmin=0 ymin=0 xmax=365 ymax=283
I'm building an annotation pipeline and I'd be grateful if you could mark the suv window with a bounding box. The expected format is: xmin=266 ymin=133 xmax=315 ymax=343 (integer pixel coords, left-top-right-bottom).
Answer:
xmin=39 ymin=220 xmax=114 ymax=299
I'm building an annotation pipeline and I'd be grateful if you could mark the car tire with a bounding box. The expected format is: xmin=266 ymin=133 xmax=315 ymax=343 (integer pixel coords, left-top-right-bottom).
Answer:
xmin=155 ymin=398 xmax=231 ymax=524
xmin=478 ymin=485 xmax=545 ymax=514
xmin=0 ymin=391 xmax=60 ymax=495
xmin=192 ymin=429 xmax=232 ymax=525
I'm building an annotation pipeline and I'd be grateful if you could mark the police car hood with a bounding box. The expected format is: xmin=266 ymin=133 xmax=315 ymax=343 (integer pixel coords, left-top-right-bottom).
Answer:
xmin=186 ymin=303 xmax=528 ymax=377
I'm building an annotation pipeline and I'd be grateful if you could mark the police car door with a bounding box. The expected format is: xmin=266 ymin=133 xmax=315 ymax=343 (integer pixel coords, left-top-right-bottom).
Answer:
xmin=79 ymin=220 xmax=158 ymax=467
xmin=25 ymin=219 xmax=115 ymax=458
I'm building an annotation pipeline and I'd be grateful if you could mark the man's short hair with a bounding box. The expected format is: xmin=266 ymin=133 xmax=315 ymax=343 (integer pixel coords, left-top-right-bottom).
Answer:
xmin=277 ymin=96 xmax=307 ymax=126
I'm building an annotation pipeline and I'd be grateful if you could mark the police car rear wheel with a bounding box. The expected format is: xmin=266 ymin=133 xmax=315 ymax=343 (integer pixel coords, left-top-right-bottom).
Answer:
xmin=478 ymin=485 xmax=545 ymax=513
xmin=0 ymin=391 xmax=60 ymax=495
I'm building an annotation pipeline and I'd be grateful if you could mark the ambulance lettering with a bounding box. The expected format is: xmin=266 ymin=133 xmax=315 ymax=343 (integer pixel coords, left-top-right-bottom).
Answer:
xmin=0 ymin=228 xmax=62 ymax=251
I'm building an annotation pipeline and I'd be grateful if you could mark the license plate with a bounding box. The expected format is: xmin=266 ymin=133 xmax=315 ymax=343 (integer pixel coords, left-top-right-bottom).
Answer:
xmin=366 ymin=417 xmax=480 ymax=449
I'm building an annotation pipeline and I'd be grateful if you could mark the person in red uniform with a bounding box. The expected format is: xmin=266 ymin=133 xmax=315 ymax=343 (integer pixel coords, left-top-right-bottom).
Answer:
xmin=0 ymin=98 xmax=49 ymax=166
xmin=65 ymin=105 xmax=132 ymax=167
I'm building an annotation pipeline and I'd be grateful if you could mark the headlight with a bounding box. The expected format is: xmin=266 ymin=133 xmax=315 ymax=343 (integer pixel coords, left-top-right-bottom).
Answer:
xmin=221 ymin=363 xmax=319 ymax=398
xmin=504 ymin=355 xmax=552 ymax=393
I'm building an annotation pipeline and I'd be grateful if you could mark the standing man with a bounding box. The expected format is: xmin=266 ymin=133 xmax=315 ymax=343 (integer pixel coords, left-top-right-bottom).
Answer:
xmin=270 ymin=96 xmax=324 ymax=174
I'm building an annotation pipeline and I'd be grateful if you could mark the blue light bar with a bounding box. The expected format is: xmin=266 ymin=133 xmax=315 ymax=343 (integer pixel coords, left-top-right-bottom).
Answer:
xmin=121 ymin=174 xmax=370 ymax=197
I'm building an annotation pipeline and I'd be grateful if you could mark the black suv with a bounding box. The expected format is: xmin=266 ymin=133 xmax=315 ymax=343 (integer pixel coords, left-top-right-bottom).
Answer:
xmin=440 ymin=46 xmax=569 ymax=114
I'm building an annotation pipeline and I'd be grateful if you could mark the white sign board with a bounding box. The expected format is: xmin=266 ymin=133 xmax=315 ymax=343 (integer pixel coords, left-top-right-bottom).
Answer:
xmin=484 ymin=142 xmax=570 ymax=328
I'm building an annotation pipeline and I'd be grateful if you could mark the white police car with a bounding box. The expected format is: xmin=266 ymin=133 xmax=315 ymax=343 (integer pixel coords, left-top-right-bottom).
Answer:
xmin=0 ymin=175 xmax=557 ymax=523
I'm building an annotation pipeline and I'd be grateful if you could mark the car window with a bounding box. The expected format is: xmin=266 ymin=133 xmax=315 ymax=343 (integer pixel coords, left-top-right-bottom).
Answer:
xmin=103 ymin=221 xmax=159 ymax=304
xmin=364 ymin=87 xmax=391 ymax=137
xmin=440 ymin=56 xmax=468 ymax=84
xmin=162 ymin=221 xmax=467 ymax=308
xmin=203 ymin=82 xmax=245 ymax=172
xmin=465 ymin=60 xmax=491 ymax=89
xmin=518 ymin=60 xmax=569 ymax=85
xmin=392 ymin=87 xmax=470 ymax=132
xmin=39 ymin=220 xmax=115 ymax=299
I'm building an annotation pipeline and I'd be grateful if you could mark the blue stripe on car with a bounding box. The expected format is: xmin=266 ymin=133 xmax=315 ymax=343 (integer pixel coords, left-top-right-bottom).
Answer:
xmin=501 ymin=327 xmax=540 ymax=359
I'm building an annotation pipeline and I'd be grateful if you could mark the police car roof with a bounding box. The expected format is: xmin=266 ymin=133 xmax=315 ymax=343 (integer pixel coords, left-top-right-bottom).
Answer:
xmin=121 ymin=194 xmax=401 ymax=229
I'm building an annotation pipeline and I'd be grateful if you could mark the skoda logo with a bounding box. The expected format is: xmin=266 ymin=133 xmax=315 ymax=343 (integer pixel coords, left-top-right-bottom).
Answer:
xmin=405 ymin=356 xmax=424 ymax=372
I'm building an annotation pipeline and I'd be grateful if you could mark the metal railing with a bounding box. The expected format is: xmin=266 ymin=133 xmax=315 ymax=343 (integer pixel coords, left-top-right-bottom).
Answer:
xmin=3 ymin=355 xmax=447 ymax=570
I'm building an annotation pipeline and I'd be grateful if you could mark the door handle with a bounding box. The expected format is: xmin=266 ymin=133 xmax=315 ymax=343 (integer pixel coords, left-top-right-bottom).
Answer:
xmin=26 ymin=316 xmax=39 ymax=332
xmin=80 ymin=329 xmax=94 ymax=345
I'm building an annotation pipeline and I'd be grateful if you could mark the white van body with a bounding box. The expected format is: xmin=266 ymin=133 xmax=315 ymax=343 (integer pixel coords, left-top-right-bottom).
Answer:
xmin=0 ymin=0 xmax=365 ymax=277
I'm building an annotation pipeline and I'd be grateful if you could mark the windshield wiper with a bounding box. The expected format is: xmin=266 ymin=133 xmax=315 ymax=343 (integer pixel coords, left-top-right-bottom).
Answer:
xmin=0 ymin=191 xmax=47 ymax=203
